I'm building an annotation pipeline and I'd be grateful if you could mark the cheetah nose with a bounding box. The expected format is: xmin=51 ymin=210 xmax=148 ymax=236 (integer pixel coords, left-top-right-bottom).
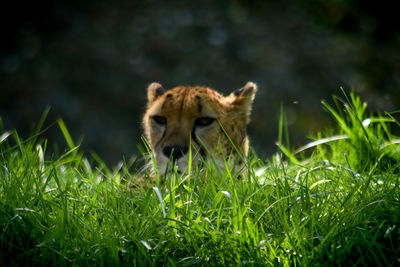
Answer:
xmin=163 ymin=145 xmax=188 ymax=161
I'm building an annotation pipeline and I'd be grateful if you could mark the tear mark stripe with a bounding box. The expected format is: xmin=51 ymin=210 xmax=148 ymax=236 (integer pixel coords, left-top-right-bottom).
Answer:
xmin=155 ymin=126 xmax=167 ymax=150
xmin=191 ymin=127 xmax=206 ymax=160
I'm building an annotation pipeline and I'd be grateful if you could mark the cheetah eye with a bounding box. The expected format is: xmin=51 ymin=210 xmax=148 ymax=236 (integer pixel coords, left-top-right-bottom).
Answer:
xmin=152 ymin=115 xmax=167 ymax=125
xmin=194 ymin=117 xmax=216 ymax=127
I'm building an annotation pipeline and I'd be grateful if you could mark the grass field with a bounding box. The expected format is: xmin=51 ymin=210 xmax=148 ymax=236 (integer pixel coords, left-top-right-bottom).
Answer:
xmin=1 ymin=92 xmax=399 ymax=266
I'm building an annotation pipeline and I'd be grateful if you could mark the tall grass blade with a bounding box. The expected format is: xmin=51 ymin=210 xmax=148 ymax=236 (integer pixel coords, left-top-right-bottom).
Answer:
xmin=57 ymin=118 xmax=75 ymax=149
xmin=0 ymin=131 xmax=12 ymax=144
xmin=295 ymin=135 xmax=348 ymax=154
xmin=153 ymin=187 xmax=166 ymax=218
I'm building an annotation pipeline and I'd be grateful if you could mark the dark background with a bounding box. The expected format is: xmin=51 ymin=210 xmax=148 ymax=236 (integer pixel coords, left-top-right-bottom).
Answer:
xmin=1 ymin=0 xmax=399 ymax=165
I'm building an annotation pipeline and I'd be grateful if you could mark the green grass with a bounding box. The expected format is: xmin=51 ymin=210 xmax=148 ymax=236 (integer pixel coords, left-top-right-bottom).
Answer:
xmin=1 ymin=92 xmax=399 ymax=266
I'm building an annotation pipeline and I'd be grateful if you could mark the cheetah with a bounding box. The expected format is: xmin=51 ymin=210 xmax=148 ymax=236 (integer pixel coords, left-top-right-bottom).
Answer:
xmin=142 ymin=81 xmax=257 ymax=176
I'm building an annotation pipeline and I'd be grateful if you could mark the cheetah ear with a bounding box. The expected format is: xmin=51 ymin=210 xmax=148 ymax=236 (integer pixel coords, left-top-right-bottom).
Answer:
xmin=147 ymin=82 xmax=165 ymax=103
xmin=229 ymin=81 xmax=257 ymax=122
xmin=229 ymin=81 xmax=257 ymax=106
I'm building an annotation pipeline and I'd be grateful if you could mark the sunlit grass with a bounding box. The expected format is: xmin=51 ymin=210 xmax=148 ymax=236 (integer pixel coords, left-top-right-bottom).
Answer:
xmin=1 ymin=92 xmax=399 ymax=266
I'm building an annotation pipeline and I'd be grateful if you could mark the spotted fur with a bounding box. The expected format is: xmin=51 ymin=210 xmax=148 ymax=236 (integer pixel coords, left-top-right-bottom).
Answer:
xmin=143 ymin=82 xmax=257 ymax=175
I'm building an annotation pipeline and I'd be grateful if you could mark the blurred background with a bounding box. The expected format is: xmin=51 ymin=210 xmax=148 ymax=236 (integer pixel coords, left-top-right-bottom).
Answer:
xmin=1 ymin=0 xmax=399 ymax=165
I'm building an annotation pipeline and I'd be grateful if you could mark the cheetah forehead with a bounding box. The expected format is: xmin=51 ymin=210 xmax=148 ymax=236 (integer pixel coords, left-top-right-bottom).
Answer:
xmin=148 ymin=86 xmax=229 ymax=116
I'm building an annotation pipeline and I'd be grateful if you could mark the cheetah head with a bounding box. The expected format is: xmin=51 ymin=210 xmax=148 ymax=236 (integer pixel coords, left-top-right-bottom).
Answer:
xmin=142 ymin=82 xmax=257 ymax=175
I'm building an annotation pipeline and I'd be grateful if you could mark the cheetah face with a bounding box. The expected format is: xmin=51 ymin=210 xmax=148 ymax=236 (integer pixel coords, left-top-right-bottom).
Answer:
xmin=142 ymin=82 xmax=257 ymax=175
